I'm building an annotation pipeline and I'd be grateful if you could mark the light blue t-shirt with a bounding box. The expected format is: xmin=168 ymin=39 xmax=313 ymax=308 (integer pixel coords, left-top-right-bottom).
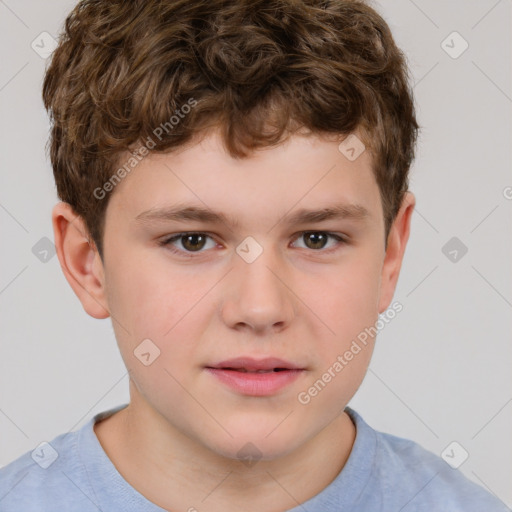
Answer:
xmin=0 ymin=403 xmax=508 ymax=511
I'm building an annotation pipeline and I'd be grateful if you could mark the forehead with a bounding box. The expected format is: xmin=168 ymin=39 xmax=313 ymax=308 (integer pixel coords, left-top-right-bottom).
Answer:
xmin=107 ymin=129 xmax=382 ymax=227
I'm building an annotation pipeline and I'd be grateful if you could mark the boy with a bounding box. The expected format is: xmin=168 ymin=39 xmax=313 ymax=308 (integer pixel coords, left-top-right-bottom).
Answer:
xmin=0 ymin=0 xmax=507 ymax=510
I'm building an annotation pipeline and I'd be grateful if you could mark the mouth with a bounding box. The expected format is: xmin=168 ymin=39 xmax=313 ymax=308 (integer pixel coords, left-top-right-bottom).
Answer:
xmin=204 ymin=357 xmax=306 ymax=396
xmin=205 ymin=356 xmax=305 ymax=373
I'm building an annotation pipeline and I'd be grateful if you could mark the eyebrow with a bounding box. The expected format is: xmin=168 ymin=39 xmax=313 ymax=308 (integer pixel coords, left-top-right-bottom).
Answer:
xmin=135 ymin=202 xmax=370 ymax=228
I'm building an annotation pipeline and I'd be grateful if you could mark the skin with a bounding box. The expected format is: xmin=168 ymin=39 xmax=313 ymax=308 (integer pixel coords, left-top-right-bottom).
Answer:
xmin=52 ymin=128 xmax=415 ymax=512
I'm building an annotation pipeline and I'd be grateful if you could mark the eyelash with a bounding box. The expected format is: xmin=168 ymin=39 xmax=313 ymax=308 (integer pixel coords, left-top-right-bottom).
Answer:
xmin=159 ymin=231 xmax=348 ymax=257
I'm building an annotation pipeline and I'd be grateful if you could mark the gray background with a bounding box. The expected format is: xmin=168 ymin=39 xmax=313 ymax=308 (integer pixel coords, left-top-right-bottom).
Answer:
xmin=1 ymin=0 xmax=511 ymax=507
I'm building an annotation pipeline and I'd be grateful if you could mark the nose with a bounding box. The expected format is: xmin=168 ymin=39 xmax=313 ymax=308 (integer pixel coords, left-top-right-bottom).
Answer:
xmin=221 ymin=243 xmax=296 ymax=335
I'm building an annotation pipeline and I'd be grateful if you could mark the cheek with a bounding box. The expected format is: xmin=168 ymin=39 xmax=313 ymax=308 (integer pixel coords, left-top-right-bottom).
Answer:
xmin=298 ymin=248 xmax=382 ymax=410
xmin=104 ymin=256 xmax=218 ymax=379
xmin=313 ymin=251 xmax=381 ymax=343
xmin=297 ymin=265 xmax=380 ymax=414
xmin=107 ymin=255 xmax=212 ymax=333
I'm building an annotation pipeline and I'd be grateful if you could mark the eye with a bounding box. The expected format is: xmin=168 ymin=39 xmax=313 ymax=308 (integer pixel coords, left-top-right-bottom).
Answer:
xmin=291 ymin=231 xmax=347 ymax=252
xmin=160 ymin=232 xmax=217 ymax=255
xmin=159 ymin=230 xmax=347 ymax=257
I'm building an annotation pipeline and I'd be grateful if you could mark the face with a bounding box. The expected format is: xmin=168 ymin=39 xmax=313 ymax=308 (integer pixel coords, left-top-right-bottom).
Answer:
xmin=62 ymin=129 xmax=413 ymax=461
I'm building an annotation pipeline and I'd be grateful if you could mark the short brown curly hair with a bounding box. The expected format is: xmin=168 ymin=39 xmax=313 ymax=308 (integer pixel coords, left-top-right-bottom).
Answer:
xmin=42 ymin=0 xmax=419 ymax=259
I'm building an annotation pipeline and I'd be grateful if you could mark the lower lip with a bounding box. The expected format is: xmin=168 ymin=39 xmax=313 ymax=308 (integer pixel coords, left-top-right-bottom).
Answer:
xmin=205 ymin=368 xmax=304 ymax=396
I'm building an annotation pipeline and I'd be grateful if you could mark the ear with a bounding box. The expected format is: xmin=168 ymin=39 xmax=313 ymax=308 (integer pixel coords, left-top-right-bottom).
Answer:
xmin=52 ymin=202 xmax=110 ymax=319
xmin=377 ymin=191 xmax=415 ymax=314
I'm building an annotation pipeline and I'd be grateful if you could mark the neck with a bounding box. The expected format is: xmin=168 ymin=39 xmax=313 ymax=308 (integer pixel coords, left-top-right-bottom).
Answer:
xmin=94 ymin=395 xmax=356 ymax=512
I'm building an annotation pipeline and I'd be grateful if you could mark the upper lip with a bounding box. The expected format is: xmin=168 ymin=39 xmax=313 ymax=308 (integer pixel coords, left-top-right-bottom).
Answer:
xmin=206 ymin=357 xmax=304 ymax=371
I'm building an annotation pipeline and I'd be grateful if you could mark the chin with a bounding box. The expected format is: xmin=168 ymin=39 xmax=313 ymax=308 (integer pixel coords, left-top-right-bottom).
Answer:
xmin=202 ymin=422 xmax=307 ymax=463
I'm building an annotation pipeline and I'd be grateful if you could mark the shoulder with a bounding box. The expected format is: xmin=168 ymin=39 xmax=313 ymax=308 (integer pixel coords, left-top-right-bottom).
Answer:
xmin=347 ymin=408 xmax=509 ymax=511
xmin=0 ymin=424 xmax=97 ymax=512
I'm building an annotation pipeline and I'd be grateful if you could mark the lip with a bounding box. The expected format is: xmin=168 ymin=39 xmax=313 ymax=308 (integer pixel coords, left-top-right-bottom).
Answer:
xmin=205 ymin=357 xmax=306 ymax=396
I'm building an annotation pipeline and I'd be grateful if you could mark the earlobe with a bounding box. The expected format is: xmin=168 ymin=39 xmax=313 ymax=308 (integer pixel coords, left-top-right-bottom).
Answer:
xmin=52 ymin=202 xmax=110 ymax=319
xmin=377 ymin=192 xmax=416 ymax=314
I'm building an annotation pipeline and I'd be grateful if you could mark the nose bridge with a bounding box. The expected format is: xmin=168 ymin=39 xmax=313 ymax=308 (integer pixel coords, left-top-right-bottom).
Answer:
xmin=222 ymin=236 xmax=295 ymax=332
